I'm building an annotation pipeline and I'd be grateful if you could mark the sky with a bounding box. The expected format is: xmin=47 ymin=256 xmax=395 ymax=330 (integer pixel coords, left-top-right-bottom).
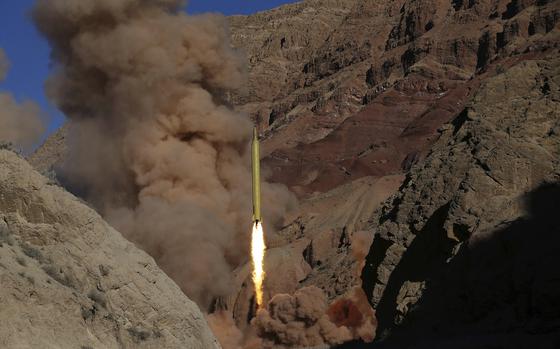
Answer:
xmin=0 ymin=0 xmax=299 ymax=137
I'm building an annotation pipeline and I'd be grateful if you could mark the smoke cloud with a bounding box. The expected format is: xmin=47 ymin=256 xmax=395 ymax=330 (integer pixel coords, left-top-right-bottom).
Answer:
xmin=252 ymin=286 xmax=375 ymax=348
xmin=0 ymin=48 xmax=46 ymax=152
xmin=249 ymin=231 xmax=378 ymax=348
xmin=32 ymin=0 xmax=295 ymax=310
xmin=0 ymin=48 xmax=8 ymax=81
xmin=207 ymin=311 xmax=245 ymax=349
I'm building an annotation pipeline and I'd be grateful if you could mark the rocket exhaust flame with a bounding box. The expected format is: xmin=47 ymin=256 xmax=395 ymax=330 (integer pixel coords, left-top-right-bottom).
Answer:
xmin=251 ymin=221 xmax=266 ymax=308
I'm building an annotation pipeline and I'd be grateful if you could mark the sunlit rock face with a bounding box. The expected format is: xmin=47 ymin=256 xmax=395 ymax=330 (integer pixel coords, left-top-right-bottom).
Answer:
xmin=0 ymin=150 xmax=221 ymax=348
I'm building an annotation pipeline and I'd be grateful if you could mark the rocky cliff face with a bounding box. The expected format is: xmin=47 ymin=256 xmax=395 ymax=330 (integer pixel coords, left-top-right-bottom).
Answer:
xmin=0 ymin=150 xmax=220 ymax=349
xmin=25 ymin=0 xmax=560 ymax=347
xmin=231 ymin=0 xmax=560 ymax=196
xmin=359 ymin=53 xmax=560 ymax=347
xmin=221 ymin=0 xmax=560 ymax=339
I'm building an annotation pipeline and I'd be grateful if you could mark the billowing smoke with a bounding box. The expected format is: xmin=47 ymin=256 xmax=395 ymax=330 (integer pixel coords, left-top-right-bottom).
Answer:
xmin=252 ymin=286 xmax=375 ymax=348
xmin=327 ymin=287 xmax=376 ymax=343
xmin=0 ymin=48 xmax=46 ymax=152
xmin=248 ymin=231 xmax=377 ymax=348
xmin=32 ymin=0 xmax=295 ymax=309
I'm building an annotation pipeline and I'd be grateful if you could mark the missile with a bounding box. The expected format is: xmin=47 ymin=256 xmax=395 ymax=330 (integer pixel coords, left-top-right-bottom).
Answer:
xmin=251 ymin=127 xmax=262 ymax=223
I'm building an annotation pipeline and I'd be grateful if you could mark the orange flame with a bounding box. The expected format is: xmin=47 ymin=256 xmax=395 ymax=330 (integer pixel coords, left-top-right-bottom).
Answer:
xmin=251 ymin=221 xmax=266 ymax=308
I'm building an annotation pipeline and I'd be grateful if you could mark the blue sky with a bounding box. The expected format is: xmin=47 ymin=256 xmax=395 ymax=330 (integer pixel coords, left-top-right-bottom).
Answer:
xmin=0 ymin=0 xmax=298 ymax=137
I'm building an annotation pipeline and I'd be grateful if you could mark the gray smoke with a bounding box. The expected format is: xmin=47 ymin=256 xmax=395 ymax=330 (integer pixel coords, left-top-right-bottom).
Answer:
xmin=32 ymin=0 xmax=295 ymax=309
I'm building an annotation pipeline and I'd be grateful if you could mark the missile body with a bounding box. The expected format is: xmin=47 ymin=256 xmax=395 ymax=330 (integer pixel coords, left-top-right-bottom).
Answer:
xmin=252 ymin=127 xmax=262 ymax=223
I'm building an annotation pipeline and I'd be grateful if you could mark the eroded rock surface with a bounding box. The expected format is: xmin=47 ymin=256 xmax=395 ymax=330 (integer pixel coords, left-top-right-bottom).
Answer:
xmin=0 ymin=150 xmax=220 ymax=349
xmin=361 ymin=53 xmax=560 ymax=347
xmin=232 ymin=0 xmax=560 ymax=195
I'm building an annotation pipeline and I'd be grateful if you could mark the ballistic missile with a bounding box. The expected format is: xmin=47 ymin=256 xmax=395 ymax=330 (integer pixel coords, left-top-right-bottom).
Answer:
xmin=252 ymin=127 xmax=262 ymax=223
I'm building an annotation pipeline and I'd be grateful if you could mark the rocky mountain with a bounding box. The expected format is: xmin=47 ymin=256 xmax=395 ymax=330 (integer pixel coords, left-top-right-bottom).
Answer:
xmin=0 ymin=150 xmax=220 ymax=348
xmin=223 ymin=0 xmax=560 ymax=340
xmin=231 ymin=0 xmax=559 ymax=196
xmin=25 ymin=0 xmax=560 ymax=347
xmin=357 ymin=53 xmax=560 ymax=348
xmin=28 ymin=123 xmax=67 ymax=177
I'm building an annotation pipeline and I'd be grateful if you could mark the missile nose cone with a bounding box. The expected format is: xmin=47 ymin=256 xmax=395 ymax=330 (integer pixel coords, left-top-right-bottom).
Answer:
xmin=253 ymin=127 xmax=258 ymax=140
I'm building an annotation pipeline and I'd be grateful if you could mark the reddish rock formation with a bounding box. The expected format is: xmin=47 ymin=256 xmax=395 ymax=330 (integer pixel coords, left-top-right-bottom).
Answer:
xmin=230 ymin=0 xmax=560 ymax=198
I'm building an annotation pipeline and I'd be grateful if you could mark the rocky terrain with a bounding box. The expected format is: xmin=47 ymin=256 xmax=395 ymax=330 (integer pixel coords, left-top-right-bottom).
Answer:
xmin=222 ymin=174 xmax=403 ymax=332
xmin=357 ymin=53 xmax=560 ymax=348
xmin=230 ymin=0 xmax=560 ymax=196
xmin=22 ymin=0 xmax=560 ymax=348
xmin=223 ymin=0 xmax=560 ymax=342
xmin=0 ymin=150 xmax=220 ymax=348
xmin=28 ymin=123 xmax=67 ymax=177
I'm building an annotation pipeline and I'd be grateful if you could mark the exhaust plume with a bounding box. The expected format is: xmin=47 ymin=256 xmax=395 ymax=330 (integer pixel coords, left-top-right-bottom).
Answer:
xmin=249 ymin=231 xmax=378 ymax=348
xmin=252 ymin=286 xmax=373 ymax=348
xmin=32 ymin=0 xmax=295 ymax=309
xmin=0 ymin=48 xmax=46 ymax=152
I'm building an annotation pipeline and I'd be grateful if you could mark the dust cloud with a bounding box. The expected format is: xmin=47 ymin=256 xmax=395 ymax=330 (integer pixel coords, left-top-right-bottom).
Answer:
xmin=32 ymin=0 xmax=295 ymax=309
xmin=207 ymin=311 xmax=245 ymax=349
xmin=252 ymin=286 xmax=375 ymax=348
xmin=0 ymin=48 xmax=46 ymax=153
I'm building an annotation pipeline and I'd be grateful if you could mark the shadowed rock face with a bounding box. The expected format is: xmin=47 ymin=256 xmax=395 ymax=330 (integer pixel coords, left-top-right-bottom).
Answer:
xmin=359 ymin=54 xmax=560 ymax=347
xmin=0 ymin=150 xmax=220 ymax=349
